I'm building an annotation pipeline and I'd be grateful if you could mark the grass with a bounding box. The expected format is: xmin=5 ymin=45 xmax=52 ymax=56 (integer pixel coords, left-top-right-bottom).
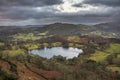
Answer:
xmin=107 ymin=65 xmax=120 ymax=72
xmin=43 ymin=43 xmax=49 ymax=47
xmin=68 ymin=43 xmax=84 ymax=49
xmin=51 ymin=42 xmax=62 ymax=47
xmin=0 ymin=42 xmax=5 ymax=47
xmin=74 ymin=44 xmax=84 ymax=48
xmin=89 ymin=43 xmax=120 ymax=73
xmin=24 ymin=42 xmax=63 ymax=50
xmin=89 ymin=51 xmax=110 ymax=62
xmin=118 ymin=54 xmax=120 ymax=58
xmin=24 ymin=43 xmax=40 ymax=50
xmin=84 ymin=31 xmax=118 ymax=38
xmin=105 ymin=44 xmax=120 ymax=53
xmin=1 ymin=49 xmax=25 ymax=57
xmin=12 ymin=33 xmax=42 ymax=41
xmin=89 ymin=44 xmax=120 ymax=62
xmin=68 ymin=43 xmax=74 ymax=47
xmin=67 ymin=36 xmax=80 ymax=42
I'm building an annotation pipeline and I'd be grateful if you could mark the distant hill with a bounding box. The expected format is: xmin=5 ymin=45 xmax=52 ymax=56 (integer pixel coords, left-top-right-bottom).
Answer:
xmin=94 ymin=22 xmax=120 ymax=32
xmin=0 ymin=22 xmax=120 ymax=39
xmin=38 ymin=23 xmax=96 ymax=36
xmin=36 ymin=22 xmax=120 ymax=38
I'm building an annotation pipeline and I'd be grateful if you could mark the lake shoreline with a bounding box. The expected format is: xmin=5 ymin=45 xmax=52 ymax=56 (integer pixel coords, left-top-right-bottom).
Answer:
xmin=29 ymin=47 xmax=83 ymax=59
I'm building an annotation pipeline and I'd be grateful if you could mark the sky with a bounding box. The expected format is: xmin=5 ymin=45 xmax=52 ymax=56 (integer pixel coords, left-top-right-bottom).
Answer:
xmin=0 ymin=0 xmax=120 ymax=26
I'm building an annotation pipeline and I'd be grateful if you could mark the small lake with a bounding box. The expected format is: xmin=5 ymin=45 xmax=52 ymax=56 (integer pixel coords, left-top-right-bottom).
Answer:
xmin=29 ymin=47 xmax=83 ymax=59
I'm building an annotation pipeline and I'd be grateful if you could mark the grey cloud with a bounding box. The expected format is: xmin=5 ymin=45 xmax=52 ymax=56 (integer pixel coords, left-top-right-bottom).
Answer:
xmin=73 ymin=3 xmax=84 ymax=7
xmin=0 ymin=6 xmax=59 ymax=19
xmin=0 ymin=0 xmax=63 ymax=7
xmin=0 ymin=0 xmax=120 ymax=25
xmin=83 ymin=0 xmax=120 ymax=7
xmin=0 ymin=5 xmax=119 ymax=25
xmin=73 ymin=0 xmax=120 ymax=7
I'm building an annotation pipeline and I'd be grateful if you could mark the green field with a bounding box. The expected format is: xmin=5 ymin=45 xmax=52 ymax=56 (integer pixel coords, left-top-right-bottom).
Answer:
xmin=89 ymin=44 xmax=120 ymax=62
xmin=12 ymin=33 xmax=46 ymax=41
xmin=107 ymin=65 xmax=120 ymax=72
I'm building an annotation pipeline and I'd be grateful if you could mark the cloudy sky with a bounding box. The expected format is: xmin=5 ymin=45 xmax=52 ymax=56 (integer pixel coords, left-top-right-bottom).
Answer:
xmin=0 ymin=0 xmax=120 ymax=26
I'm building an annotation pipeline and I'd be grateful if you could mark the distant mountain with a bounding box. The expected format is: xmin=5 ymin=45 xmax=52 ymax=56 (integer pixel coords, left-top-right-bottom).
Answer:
xmin=94 ymin=22 xmax=120 ymax=32
xmin=36 ymin=23 xmax=96 ymax=36
xmin=0 ymin=22 xmax=120 ymax=39
xmin=38 ymin=22 xmax=120 ymax=38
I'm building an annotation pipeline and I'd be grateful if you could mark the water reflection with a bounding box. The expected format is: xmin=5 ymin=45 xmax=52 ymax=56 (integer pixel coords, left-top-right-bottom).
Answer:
xmin=29 ymin=47 xmax=83 ymax=59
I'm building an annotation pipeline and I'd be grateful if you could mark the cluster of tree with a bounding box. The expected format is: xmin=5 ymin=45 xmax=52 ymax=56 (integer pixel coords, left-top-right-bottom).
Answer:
xmin=49 ymin=54 xmax=120 ymax=80
xmin=0 ymin=71 xmax=17 ymax=80
xmin=0 ymin=66 xmax=18 ymax=80
xmin=106 ymin=53 xmax=120 ymax=66
xmin=0 ymin=51 xmax=120 ymax=80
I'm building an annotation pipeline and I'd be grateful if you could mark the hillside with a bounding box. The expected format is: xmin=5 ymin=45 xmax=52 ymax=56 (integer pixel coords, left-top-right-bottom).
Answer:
xmin=28 ymin=22 xmax=120 ymax=38
xmin=0 ymin=22 xmax=120 ymax=39
xmin=38 ymin=23 xmax=96 ymax=36
xmin=94 ymin=22 xmax=120 ymax=32
xmin=0 ymin=22 xmax=120 ymax=80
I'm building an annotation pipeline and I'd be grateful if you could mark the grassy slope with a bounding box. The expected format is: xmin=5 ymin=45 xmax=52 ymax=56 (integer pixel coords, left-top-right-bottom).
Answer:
xmin=89 ymin=43 xmax=120 ymax=72
xmin=89 ymin=44 xmax=120 ymax=62
xmin=107 ymin=65 xmax=120 ymax=72
xmin=89 ymin=51 xmax=110 ymax=62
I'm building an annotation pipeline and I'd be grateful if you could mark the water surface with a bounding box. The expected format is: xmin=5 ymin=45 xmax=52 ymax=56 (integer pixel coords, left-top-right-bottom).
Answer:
xmin=29 ymin=47 xmax=83 ymax=59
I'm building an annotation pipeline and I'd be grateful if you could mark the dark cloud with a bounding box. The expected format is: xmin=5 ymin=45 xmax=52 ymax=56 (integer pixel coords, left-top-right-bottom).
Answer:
xmin=73 ymin=3 xmax=84 ymax=7
xmin=0 ymin=5 xmax=119 ymax=25
xmin=0 ymin=0 xmax=63 ymax=7
xmin=83 ymin=0 xmax=120 ymax=7
xmin=0 ymin=6 xmax=59 ymax=20
xmin=0 ymin=0 xmax=120 ymax=25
